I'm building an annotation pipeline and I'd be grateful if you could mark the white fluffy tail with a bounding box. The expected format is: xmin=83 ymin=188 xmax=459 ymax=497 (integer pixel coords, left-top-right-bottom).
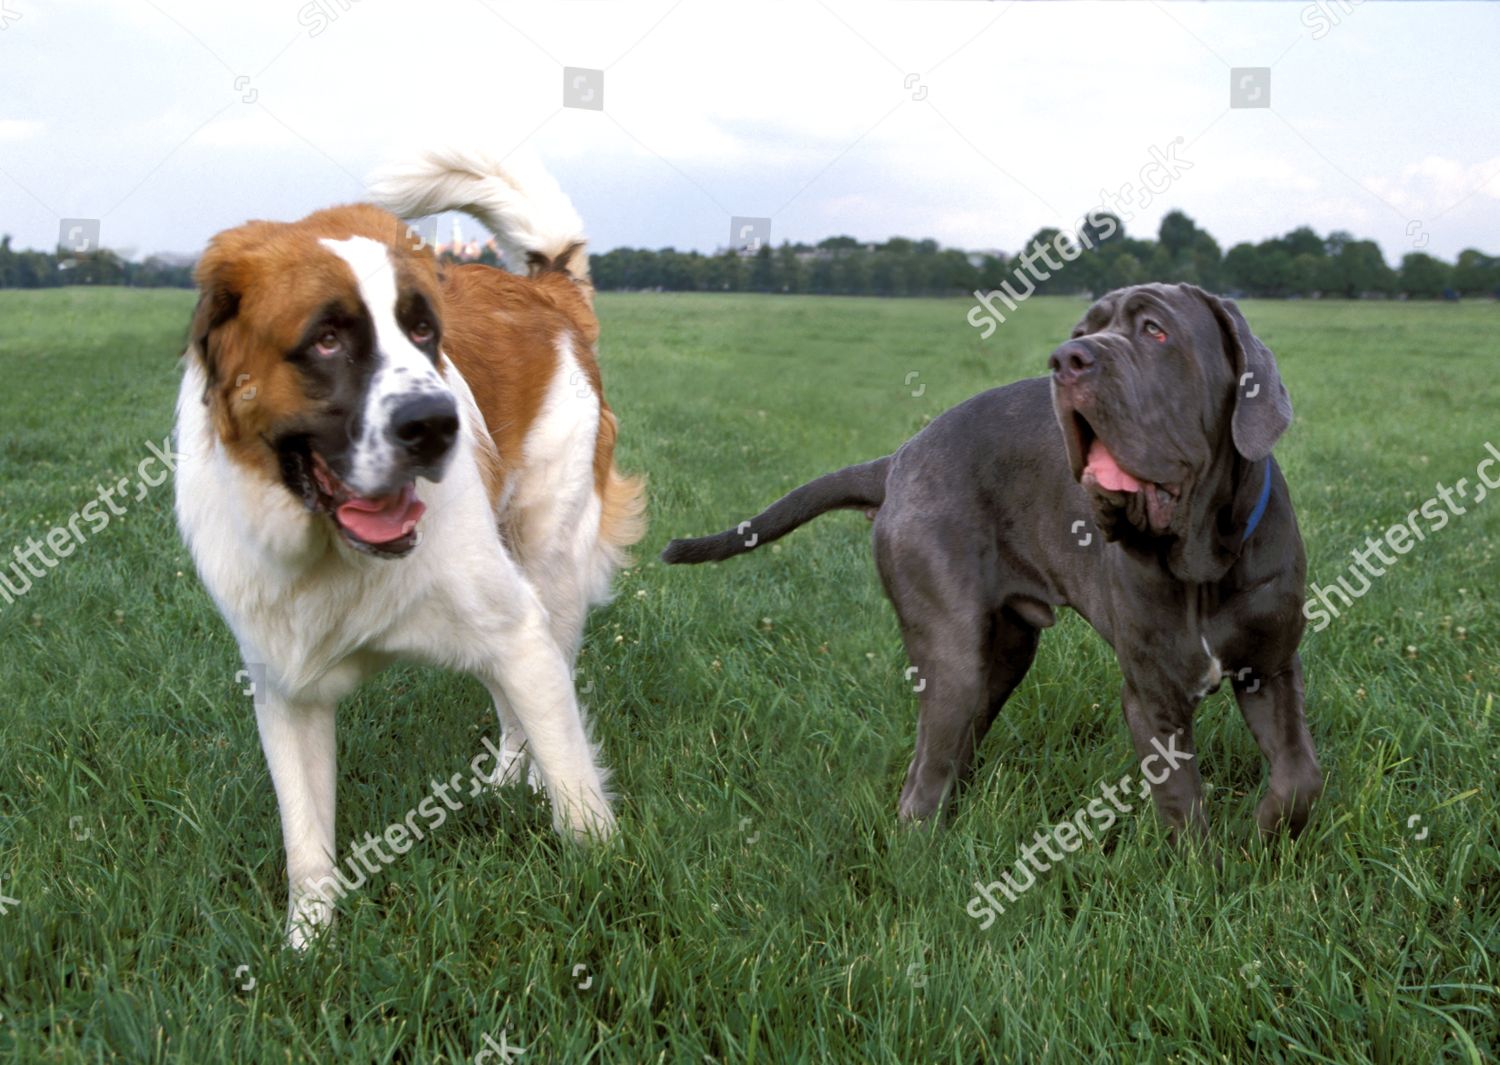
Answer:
xmin=367 ymin=147 xmax=588 ymax=280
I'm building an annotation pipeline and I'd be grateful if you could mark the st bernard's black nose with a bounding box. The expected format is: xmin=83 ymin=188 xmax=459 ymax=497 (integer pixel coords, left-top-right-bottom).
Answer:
xmin=1049 ymin=341 xmax=1097 ymax=386
xmin=389 ymin=393 xmax=459 ymax=464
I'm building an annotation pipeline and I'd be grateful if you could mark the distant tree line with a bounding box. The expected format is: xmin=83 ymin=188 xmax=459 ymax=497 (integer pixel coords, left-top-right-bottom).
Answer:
xmin=591 ymin=211 xmax=1500 ymax=300
xmin=0 ymin=235 xmax=195 ymax=288
xmin=4 ymin=211 xmax=1498 ymax=299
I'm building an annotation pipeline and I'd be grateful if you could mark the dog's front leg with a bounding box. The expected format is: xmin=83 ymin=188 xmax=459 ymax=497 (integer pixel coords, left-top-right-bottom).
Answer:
xmin=255 ymin=691 xmax=339 ymax=950
xmin=1120 ymin=682 xmax=1209 ymax=846
xmin=1233 ymin=654 xmax=1322 ymax=838
xmin=476 ymin=598 xmax=615 ymax=843
xmin=478 ymin=689 xmax=544 ymax=793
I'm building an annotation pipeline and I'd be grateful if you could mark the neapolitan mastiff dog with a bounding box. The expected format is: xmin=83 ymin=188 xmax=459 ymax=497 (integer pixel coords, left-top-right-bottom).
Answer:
xmin=663 ymin=283 xmax=1322 ymax=842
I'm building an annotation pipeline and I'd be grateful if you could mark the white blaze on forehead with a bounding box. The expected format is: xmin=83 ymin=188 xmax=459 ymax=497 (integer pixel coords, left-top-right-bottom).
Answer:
xmin=318 ymin=236 xmax=439 ymax=382
xmin=319 ymin=235 xmax=451 ymax=495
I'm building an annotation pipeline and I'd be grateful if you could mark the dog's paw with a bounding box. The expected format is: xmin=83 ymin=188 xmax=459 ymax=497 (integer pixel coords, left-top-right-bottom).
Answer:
xmin=552 ymin=785 xmax=617 ymax=844
xmin=478 ymin=743 xmax=544 ymax=794
xmin=285 ymin=893 xmax=335 ymax=951
xmin=1255 ymin=764 xmax=1322 ymax=839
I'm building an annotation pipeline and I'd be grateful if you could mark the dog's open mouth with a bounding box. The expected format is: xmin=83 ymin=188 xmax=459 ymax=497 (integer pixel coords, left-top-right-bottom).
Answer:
xmin=1069 ymin=413 xmax=1180 ymax=533
xmin=310 ymin=452 xmax=425 ymax=556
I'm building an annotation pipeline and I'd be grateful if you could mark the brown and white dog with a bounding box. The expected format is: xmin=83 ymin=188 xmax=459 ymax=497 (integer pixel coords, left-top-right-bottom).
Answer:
xmin=174 ymin=149 xmax=644 ymax=947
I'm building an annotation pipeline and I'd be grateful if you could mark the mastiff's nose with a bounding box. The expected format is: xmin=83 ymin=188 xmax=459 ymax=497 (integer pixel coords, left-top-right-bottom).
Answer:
xmin=1048 ymin=340 xmax=1097 ymax=387
xmin=389 ymin=393 xmax=459 ymax=465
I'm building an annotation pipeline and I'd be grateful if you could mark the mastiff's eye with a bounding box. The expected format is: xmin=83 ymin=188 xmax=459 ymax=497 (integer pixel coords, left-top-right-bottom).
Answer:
xmin=410 ymin=320 xmax=435 ymax=345
xmin=1143 ymin=320 xmax=1168 ymax=343
xmin=314 ymin=330 xmax=343 ymax=357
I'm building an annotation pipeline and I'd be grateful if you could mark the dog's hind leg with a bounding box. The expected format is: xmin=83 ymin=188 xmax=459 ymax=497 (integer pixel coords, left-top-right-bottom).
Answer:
xmin=482 ymin=524 xmax=602 ymax=794
xmin=893 ymin=614 xmax=986 ymax=822
xmin=480 ymin=582 xmax=591 ymax=795
xmin=893 ymin=609 xmax=1039 ymax=823
xmin=876 ymin=515 xmax=1034 ymax=822
xmin=481 ymin=690 xmax=541 ymax=792
xmin=466 ymin=577 xmax=615 ymax=841
xmin=981 ymin=613 xmax=1041 ymax=749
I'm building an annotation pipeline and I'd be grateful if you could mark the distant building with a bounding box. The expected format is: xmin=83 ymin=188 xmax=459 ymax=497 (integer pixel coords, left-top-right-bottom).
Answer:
xmin=431 ymin=217 xmax=502 ymax=263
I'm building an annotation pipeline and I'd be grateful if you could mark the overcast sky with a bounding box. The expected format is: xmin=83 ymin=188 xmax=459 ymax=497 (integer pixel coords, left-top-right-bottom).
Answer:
xmin=2 ymin=1 xmax=1497 ymax=263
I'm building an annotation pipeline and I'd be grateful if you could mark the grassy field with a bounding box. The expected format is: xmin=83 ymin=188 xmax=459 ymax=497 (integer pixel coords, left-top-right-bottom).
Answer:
xmin=0 ymin=286 xmax=1496 ymax=1063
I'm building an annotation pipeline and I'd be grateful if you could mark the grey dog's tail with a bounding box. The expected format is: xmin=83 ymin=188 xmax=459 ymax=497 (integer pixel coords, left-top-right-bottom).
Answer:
xmin=661 ymin=457 xmax=891 ymax=565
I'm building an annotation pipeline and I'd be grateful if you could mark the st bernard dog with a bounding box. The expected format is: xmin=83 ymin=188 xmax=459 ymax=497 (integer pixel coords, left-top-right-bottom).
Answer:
xmin=174 ymin=149 xmax=644 ymax=947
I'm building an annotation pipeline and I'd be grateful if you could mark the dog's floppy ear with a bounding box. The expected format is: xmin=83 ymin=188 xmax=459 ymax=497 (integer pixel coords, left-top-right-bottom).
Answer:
xmin=185 ymin=230 xmax=255 ymax=403
xmin=1207 ymin=293 xmax=1292 ymax=460
xmin=187 ymin=283 xmax=239 ymax=383
xmin=186 ymin=219 xmax=286 ymax=375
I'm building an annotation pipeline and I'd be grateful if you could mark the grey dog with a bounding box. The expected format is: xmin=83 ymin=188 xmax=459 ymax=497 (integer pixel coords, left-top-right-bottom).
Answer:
xmin=663 ymin=283 xmax=1322 ymax=842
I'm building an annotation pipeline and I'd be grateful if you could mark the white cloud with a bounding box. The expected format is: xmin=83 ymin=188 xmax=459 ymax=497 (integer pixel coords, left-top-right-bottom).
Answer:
xmin=1367 ymin=156 xmax=1500 ymax=217
xmin=194 ymin=110 xmax=295 ymax=150
xmin=0 ymin=119 xmax=44 ymax=142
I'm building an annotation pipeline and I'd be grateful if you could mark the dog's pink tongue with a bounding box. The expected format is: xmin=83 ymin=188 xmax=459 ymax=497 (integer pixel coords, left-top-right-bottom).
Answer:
xmin=1085 ymin=440 xmax=1143 ymax=493
xmin=336 ymin=484 xmax=425 ymax=544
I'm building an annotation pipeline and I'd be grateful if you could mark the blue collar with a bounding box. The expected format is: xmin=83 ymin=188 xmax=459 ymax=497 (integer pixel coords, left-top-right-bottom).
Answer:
xmin=1242 ymin=460 xmax=1273 ymax=543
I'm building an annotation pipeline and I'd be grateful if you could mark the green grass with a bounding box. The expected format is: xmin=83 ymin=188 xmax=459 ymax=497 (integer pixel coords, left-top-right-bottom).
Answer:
xmin=0 ymin=287 xmax=1496 ymax=1063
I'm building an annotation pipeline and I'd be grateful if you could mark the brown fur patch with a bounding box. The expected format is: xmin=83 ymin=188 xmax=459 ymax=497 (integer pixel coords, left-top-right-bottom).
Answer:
xmin=526 ymin=241 xmax=592 ymax=291
xmin=189 ymin=202 xmax=641 ymax=551
xmin=594 ymin=408 xmax=647 ymax=551
xmin=440 ymin=264 xmax=581 ymax=498
xmin=189 ymin=204 xmax=443 ymax=485
xmin=438 ymin=264 xmax=641 ymax=549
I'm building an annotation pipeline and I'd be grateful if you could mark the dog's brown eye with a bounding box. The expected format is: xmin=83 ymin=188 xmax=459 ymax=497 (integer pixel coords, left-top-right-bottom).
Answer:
xmin=314 ymin=330 xmax=342 ymax=357
xmin=1144 ymin=320 xmax=1167 ymax=343
xmin=410 ymin=321 xmax=434 ymax=344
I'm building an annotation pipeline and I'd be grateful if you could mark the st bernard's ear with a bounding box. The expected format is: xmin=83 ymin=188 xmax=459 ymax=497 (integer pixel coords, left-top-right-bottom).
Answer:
xmin=187 ymin=234 xmax=240 ymax=392
xmin=187 ymin=281 xmax=239 ymax=391
xmin=186 ymin=220 xmax=282 ymax=391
